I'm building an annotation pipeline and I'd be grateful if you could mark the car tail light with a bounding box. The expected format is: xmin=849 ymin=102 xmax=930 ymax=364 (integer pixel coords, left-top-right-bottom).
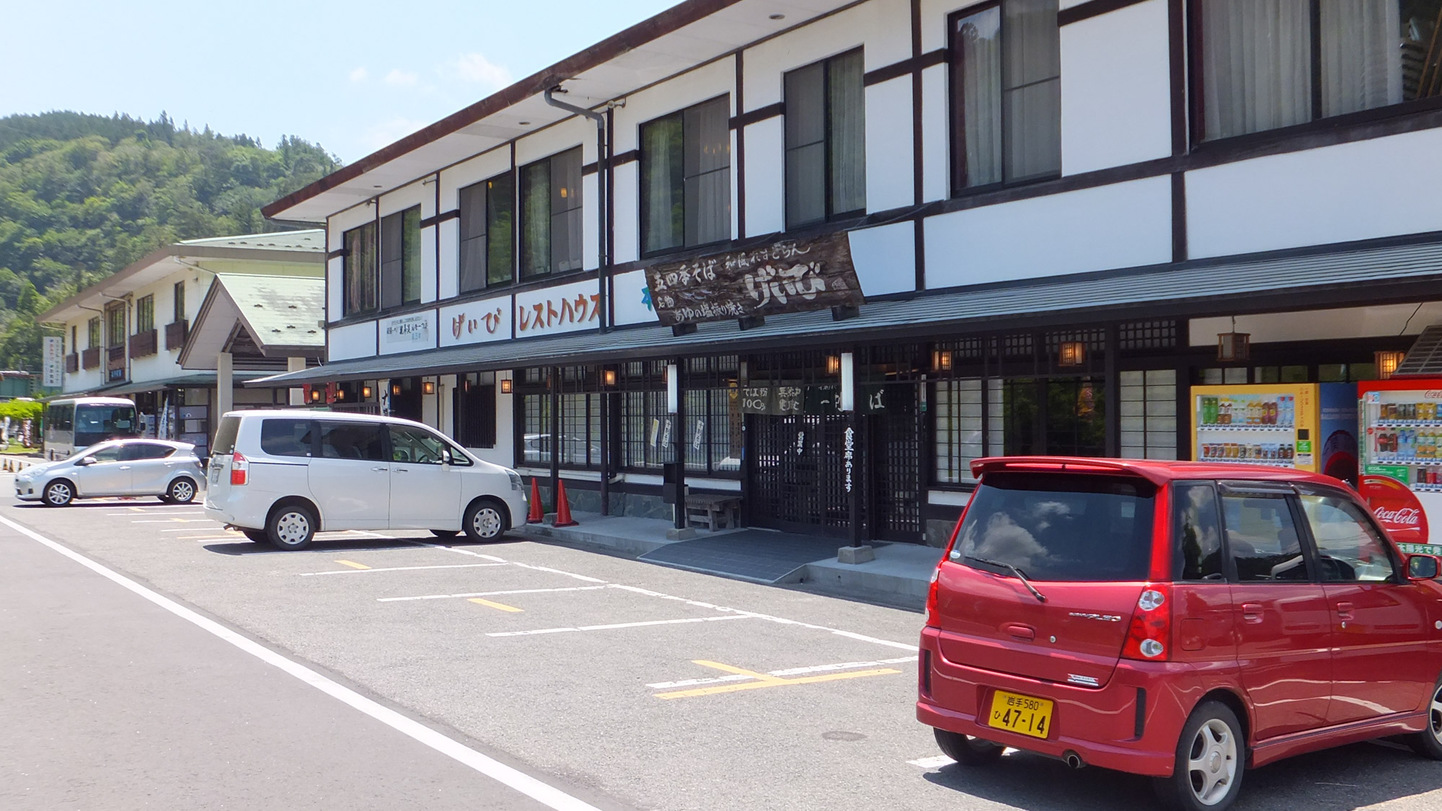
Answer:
xmin=1121 ymin=584 xmax=1171 ymax=661
xmin=923 ymin=567 xmax=942 ymax=627
xmin=230 ymin=452 xmax=249 ymax=486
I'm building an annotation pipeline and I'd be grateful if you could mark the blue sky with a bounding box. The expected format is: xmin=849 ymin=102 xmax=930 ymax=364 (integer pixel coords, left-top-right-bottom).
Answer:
xmin=2 ymin=1 xmax=678 ymax=164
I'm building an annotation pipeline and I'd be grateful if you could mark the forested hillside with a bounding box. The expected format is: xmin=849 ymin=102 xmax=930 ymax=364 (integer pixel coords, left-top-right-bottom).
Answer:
xmin=0 ymin=111 xmax=340 ymax=372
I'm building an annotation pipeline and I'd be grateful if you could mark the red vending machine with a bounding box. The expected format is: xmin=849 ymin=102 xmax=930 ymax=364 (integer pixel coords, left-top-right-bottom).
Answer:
xmin=1358 ymin=379 xmax=1442 ymax=554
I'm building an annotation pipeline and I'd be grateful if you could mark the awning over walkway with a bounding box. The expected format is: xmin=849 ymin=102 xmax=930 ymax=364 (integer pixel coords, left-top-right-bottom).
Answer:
xmin=250 ymin=237 xmax=1442 ymax=387
xmin=86 ymin=373 xmax=272 ymax=396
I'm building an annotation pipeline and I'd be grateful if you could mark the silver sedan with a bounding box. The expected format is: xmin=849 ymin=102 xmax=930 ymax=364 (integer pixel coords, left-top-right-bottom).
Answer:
xmin=15 ymin=439 xmax=206 ymax=507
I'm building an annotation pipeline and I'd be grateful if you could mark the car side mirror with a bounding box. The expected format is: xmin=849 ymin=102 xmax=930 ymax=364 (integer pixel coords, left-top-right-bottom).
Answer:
xmin=1407 ymin=554 xmax=1440 ymax=581
xmin=74 ymin=457 xmax=95 ymax=467
xmin=441 ymin=448 xmax=453 ymax=466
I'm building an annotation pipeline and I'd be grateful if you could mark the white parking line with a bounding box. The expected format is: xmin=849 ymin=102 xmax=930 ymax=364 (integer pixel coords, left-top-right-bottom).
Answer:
xmin=487 ymin=614 xmax=751 ymax=638
xmin=908 ymin=756 xmax=955 ymax=769
xmin=647 ymin=656 xmax=918 ymax=689
xmin=380 ymin=586 xmax=608 ymax=603
xmin=0 ymin=513 xmax=601 ymax=811
xmin=300 ymin=562 xmax=508 ymax=577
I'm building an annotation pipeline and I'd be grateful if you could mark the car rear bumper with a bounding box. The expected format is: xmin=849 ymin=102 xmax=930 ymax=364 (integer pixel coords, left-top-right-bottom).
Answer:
xmin=916 ymin=626 xmax=1203 ymax=777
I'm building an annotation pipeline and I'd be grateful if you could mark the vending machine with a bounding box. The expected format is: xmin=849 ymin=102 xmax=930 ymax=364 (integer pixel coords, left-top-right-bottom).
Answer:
xmin=1358 ymin=379 xmax=1442 ymax=553
xmin=1191 ymin=383 xmax=1358 ymax=479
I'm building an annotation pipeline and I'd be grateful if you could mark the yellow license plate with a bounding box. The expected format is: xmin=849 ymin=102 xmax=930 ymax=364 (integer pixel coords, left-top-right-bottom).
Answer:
xmin=987 ymin=690 xmax=1054 ymax=739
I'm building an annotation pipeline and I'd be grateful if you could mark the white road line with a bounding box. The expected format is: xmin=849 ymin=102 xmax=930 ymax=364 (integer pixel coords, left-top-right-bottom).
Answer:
xmin=164 ymin=527 xmax=224 ymax=532
xmin=647 ymin=656 xmax=919 ymax=689
xmin=487 ymin=614 xmax=751 ymax=638
xmin=132 ymin=519 xmax=211 ymax=523
xmin=380 ymin=586 xmax=609 ymax=603
xmin=0 ymin=513 xmax=600 ymax=811
xmin=908 ymin=756 xmax=955 ymax=769
xmin=300 ymin=562 xmax=508 ymax=577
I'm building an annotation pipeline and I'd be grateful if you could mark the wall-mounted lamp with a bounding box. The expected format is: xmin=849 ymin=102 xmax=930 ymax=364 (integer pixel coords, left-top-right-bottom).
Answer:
xmin=309 ymin=387 xmax=323 ymax=403
xmin=1376 ymin=350 xmax=1406 ymax=380
xmin=825 ymin=354 xmax=841 ymax=376
xmin=1058 ymin=341 xmax=1086 ymax=367
xmin=423 ymin=380 xmax=436 ymax=396
xmin=931 ymin=349 xmax=953 ymax=373
xmin=1216 ymin=317 xmax=1250 ymax=363
xmin=334 ymin=387 xmax=345 ymax=401
xmin=362 ymin=384 xmax=373 ymax=399
xmin=500 ymin=378 xmax=513 ymax=394
xmin=391 ymin=382 xmax=402 ymax=396
xmin=602 ymin=368 xmax=617 ymax=387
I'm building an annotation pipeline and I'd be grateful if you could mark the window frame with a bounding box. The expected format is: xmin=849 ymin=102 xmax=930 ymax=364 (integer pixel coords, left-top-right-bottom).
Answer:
xmin=380 ymin=205 xmax=422 ymax=309
xmin=458 ymin=172 xmax=516 ymax=294
xmin=87 ymin=317 xmax=101 ymax=349
xmin=783 ymin=47 xmax=868 ymax=230
xmin=1189 ymin=0 xmax=1442 ymax=146
xmin=519 ymin=147 xmax=584 ymax=280
xmin=639 ymin=94 xmax=733 ymax=257
xmin=136 ymin=294 xmax=154 ymax=334
xmin=343 ymin=221 xmax=378 ymax=318
xmin=105 ymin=304 xmax=126 ymax=347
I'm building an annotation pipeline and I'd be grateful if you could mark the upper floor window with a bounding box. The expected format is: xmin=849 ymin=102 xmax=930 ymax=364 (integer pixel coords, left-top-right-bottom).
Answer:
xmin=785 ymin=49 xmax=866 ymax=229
xmin=459 ymin=173 xmax=515 ymax=293
xmin=520 ymin=147 xmax=583 ymax=279
xmin=640 ymin=96 xmax=732 ymax=255
xmin=343 ymin=221 xmax=377 ymax=317
xmin=950 ymin=0 xmax=1060 ymax=191
xmin=173 ymin=281 xmax=185 ymax=323
xmin=87 ymin=317 xmax=101 ymax=349
xmin=381 ymin=206 xmax=422 ymax=309
xmin=105 ymin=304 xmax=125 ymax=347
xmin=1197 ymin=0 xmax=1442 ymax=141
xmin=70 ymin=325 xmax=77 ymax=355
xmin=136 ymin=294 xmax=154 ymax=333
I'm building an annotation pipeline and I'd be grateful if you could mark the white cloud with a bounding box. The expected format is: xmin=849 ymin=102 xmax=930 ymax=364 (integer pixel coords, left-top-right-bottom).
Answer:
xmin=446 ymin=53 xmax=512 ymax=90
xmin=348 ymin=67 xmax=368 ymax=83
xmin=384 ymin=69 xmax=419 ymax=87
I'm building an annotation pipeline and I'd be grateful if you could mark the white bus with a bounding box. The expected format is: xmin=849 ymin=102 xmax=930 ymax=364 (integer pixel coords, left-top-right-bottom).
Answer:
xmin=43 ymin=396 xmax=140 ymax=460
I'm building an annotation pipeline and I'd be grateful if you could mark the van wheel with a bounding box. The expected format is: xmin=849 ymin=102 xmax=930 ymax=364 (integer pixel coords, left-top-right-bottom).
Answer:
xmin=44 ymin=480 xmax=75 ymax=507
xmin=1408 ymin=675 xmax=1442 ymax=759
xmin=267 ymin=503 xmax=316 ymax=550
xmin=934 ymin=729 xmax=1004 ymax=766
xmin=463 ymin=499 xmax=506 ymax=542
xmin=166 ymin=478 xmax=196 ymax=504
xmin=1153 ymin=701 xmax=1244 ymax=811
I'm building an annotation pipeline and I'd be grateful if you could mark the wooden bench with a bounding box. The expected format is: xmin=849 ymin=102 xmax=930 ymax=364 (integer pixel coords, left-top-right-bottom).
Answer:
xmin=684 ymin=493 xmax=741 ymax=531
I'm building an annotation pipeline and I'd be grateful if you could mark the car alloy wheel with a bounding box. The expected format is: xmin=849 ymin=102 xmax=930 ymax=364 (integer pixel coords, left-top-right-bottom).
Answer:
xmin=1408 ymin=677 xmax=1442 ymax=759
xmin=44 ymin=481 xmax=74 ymax=507
xmin=1155 ymin=701 xmax=1244 ymax=811
xmin=167 ymin=478 xmax=196 ymax=504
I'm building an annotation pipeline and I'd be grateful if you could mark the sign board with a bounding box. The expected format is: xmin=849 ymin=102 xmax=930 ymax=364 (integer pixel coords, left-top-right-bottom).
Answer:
xmin=379 ymin=312 xmax=435 ymax=355
xmin=42 ymin=336 xmax=62 ymax=388
xmin=612 ymin=270 xmax=659 ymax=327
xmin=514 ymin=278 xmax=602 ymax=338
xmin=439 ymin=296 xmax=511 ymax=347
xmin=644 ymin=232 xmax=863 ymax=326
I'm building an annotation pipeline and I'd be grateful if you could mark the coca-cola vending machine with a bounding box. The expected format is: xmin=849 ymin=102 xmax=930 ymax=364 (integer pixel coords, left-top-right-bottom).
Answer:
xmin=1358 ymin=379 xmax=1442 ymax=554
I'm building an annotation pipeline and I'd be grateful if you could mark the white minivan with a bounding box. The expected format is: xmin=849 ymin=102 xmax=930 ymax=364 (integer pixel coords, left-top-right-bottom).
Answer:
xmin=203 ymin=410 xmax=528 ymax=550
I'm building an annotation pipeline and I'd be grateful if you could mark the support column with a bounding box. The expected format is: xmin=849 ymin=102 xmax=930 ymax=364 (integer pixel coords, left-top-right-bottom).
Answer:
xmin=287 ymin=357 xmax=305 ymax=406
xmin=216 ymin=352 xmax=234 ymax=418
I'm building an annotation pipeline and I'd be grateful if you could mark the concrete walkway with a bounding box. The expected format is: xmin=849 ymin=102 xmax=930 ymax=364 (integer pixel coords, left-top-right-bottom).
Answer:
xmin=514 ymin=511 xmax=943 ymax=611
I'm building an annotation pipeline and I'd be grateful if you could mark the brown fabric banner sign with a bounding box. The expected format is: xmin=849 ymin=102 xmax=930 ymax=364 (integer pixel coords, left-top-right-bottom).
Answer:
xmin=644 ymin=232 xmax=863 ymax=326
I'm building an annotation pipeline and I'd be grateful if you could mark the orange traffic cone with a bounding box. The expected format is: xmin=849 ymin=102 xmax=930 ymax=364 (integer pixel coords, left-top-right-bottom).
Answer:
xmin=527 ymin=478 xmax=544 ymax=523
xmin=553 ymin=480 xmax=578 ymax=527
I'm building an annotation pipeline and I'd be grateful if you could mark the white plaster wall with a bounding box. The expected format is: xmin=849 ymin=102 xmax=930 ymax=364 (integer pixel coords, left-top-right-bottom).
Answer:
xmin=438 ymin=148 xmax=514 ymax=302
xmin=919 ymin=0 xmax=989 ymax=52
xmin=866 ymin=77 xmax=914 ymax=212
xmin=1189 ymin=302 xmax=1442 ymax=346
xmin=744 ymin=1 xmax=909 ymax=108
xmin=924 ymin=175 xmax=1173 ymax=287
xmin=612 ymin=269 xmax=657 ymax=326
xmin=328 ymin=321 xmax=378 ymax=361
xmin=1060 ymin=0 xmax=1172 ymax=175
xmin=849 ymin=222 xmax=916 ymax=296
xmin=610 ymin=60 xmax=735 ymax=154
xmin=612 ymin=162 xmax=639 ymax=264
xmin=920 ymin=64 xmax=950 ymax=203
xmin=743 ymin=118 xmax=784 ymax=237
xmin=437 ymin=218 xmax=460 ymax=300
xmin=1188 ymin=128 xmax=1442 ymax=258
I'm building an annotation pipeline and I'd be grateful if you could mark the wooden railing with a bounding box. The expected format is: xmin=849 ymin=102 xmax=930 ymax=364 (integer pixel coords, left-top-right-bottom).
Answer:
xmin=129 ymin=329 xmax=158 ymax=358
xmin=107 ymin=345 xmax=125 ymax=371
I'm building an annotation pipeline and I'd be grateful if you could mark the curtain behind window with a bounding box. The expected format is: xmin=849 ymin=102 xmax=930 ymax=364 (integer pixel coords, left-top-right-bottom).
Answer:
xmin=520 ymin=161 xmax=551 ymax=278
xmin=1321 ymin=0 xmax=1402 ymax=116
xmin=641 ymin=113 xmax=684 ymax=254
xmin=1004 ymin=0 xmax=1060 ymax=181
xmin=828 ymin=50 xmax=866 ymax=216
xmin=785 ymin=63 xmax=826 ymax=228
xmin=402 ymin=207 xmax=421 ymax=304
xmin=686 ymin=97 xmax=731 ymax=246
xmin=1200 ymin=0 xmax=1311 ymax=140
xmin=344 ymin=222 xmax=376 ymax=315
xmin=551 ymin=149 xmax=583 ymax=273
xmin=458 ymin=182 xmax=487 ymax=293
xmin=955 ymin=7 xmax=1003 ymax=188
xmin=487 ymin=174 xmax=514 ymax=286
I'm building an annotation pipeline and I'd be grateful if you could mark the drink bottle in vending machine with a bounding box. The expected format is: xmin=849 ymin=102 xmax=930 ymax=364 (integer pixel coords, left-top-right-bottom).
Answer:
xmin=1191 ymin=383 xmax=1356 ymax=478
xmin=1358 ymin=379 xmax=1442 ymax=554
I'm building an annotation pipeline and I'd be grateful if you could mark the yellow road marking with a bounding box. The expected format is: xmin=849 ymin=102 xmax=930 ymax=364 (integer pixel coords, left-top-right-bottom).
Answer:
xmin=468 ymin=597 xmax=523 ymax=613
xmin=335 ymin=560 xmax=371 ymax=570
xmin=655 ymin=661 xmax=901 ymax=699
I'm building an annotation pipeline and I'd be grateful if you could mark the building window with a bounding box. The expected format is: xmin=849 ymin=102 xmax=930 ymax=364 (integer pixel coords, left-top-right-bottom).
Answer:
xmin=173 ymin=281 xmax=185 ymax=323
xmin=343 ymin=222 xmax=378 ymax=316
xmin=381 ymin=206 xmax=422 ymax=309
xmin=1119 ymin=370 xmax=1178 ymax=460
xmin=106 ymin=305 xmax=126 ymax=347
xmin=136 ymin=295 xmax=154 ymax=333
xmin=640 ymin=96 xmax=732 ymax=255
xmin=1197 ymin=0 xmax=1442 ymax=141
xmin=87 ymin=317 xmax=101 ymax=349
xmin=519 ymin=148 xmax=583 ymax=279
xmin=950 ymin=0 xmax=1060 ymax=191
xmin=455 ymin=373 xmax=497 ymax=448
xmin=70 ymin=326 xmax=77 ymax=355
xmin=458 ymin=173 xmax=515 ymax=293
xmin=785 ymin=49 xmax=866 ymax=229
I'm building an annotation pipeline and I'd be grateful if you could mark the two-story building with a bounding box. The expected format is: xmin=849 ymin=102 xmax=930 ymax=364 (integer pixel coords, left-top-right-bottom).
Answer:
xmin=258 ymin=0 xmax=1442 ymax=545
xmin=41 ymin=231 xmax=326 ymax=455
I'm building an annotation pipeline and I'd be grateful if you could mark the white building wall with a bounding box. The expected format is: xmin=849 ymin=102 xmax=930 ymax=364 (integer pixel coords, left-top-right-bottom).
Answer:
xmin=437 ymin=147 xmax=514 ymax=301
xmin=1059 ymin=0 xmax=1172 ymax=175
xmin=1187 ymin=128 xmax=1442 ymax=258
xmin=924 ymin=175 xmax=1173 ymax=287
xmin=328 ymin=321 xmax=378 ymax=361
xmin=920 ymin=64 xmax=950 ymax=204
xmin=865 ymin=77 xmax=914 ymax=212
xmin=742 ymin=118 xmax=785 ymax=237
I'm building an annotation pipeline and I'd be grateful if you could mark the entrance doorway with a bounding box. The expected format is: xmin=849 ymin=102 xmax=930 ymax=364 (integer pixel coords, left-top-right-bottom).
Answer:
xmin=747 ymin=413 xmax=852 ymax=535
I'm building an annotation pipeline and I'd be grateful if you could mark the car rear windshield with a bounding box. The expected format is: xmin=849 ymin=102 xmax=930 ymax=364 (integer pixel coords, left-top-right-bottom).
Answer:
xmin=955 ymin=472 xmax=1156 ymax=582
xmin=211 ymin=416 xmax=240 ymax=456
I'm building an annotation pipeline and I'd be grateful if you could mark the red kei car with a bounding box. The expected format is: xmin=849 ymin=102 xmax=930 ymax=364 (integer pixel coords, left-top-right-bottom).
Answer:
xmin=917 ymin=457 xmax=1442 ymax=811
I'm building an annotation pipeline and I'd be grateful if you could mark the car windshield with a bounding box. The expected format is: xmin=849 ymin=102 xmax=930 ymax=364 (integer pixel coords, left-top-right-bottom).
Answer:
xmin=956 ymin=472 xmax=1156 ymax=582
